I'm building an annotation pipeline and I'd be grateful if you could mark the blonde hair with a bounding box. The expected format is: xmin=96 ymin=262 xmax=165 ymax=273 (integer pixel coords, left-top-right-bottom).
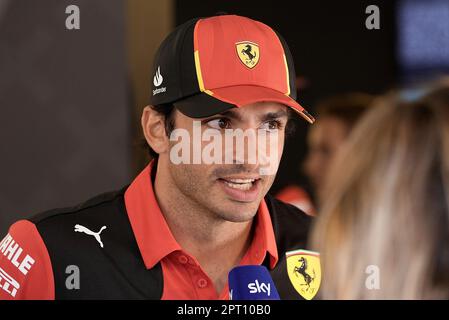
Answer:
xmin=311 ymin=83 xmax=449 ymax=299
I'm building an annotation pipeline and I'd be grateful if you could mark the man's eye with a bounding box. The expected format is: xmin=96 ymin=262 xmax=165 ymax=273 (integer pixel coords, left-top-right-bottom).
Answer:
xmin=206 ymin=118 xmax=231 ymax=129
xmin=260 ymin=120 xmax=283 ymax=131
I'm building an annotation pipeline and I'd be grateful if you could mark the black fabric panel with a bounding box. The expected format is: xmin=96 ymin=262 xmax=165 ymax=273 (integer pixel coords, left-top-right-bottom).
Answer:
xmin=150 ymin=18 xmax=201 ymax=106
xmin=179 ymin=18 xmax=202 ymax=99
xmin=273 ymin=31 xmax=297 ymax=101
xmin=30 ymin=189 xmax=163 ymax=300
xmin=264 ymin=193 xmax=312 ymax=300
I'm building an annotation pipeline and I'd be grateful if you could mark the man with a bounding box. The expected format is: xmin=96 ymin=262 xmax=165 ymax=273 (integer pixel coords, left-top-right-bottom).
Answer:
xmin=0 ymin=14 xmax=316 ymax=300
xmin=277 ymin=93 xmax=374 ymax=214
xmin=303 ymin=93 xmax=374 ymax=204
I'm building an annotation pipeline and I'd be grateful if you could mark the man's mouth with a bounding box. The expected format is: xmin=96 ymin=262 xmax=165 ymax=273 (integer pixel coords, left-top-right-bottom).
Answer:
xmin=219 ymin=178 xmax=259 ymax=191
xmin=217 ymin=177 xmax=262 ymax=202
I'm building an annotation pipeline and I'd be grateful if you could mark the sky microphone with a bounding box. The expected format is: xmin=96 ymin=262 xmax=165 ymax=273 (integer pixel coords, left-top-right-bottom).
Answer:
xmin=228 ymin=265 xmax=280 ymax=300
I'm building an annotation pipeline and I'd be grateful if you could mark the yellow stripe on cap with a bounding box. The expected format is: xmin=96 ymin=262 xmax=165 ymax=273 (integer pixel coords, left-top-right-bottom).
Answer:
xmin=194 ymin=50 xmax=214 ymax=96
xmin=194 ymin=50 xmax=206 ymax=92
xmin=282 ymin=54 xmax=290 ymax=96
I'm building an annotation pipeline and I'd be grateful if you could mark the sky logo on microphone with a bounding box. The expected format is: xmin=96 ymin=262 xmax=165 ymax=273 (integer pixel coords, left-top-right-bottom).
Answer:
xmin=228 ymin=265 xmax=280 ymax=300
xmin=248 ymin=279 xmax=271 ymax=296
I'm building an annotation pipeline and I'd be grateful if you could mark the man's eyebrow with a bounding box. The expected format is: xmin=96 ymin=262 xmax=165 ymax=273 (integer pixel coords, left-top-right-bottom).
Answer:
xmin=208 ymin=108 xmax=289 ymax=121
xmin=259 ymin=110 xmax=289 ymax=121
xmin=214 ymin=109 xmax=243 ymax=121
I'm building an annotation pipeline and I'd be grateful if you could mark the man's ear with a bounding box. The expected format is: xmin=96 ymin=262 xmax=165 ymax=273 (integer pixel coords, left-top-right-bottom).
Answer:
xmin=141 ymin=105 xmax=170 ymax=155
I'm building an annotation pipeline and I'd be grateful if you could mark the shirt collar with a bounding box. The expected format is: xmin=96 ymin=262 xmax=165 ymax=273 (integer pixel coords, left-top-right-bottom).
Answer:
xmin=124 ymin=160 xmax=278 ymax=269
xmin=254 ymin=198 xmax=279 ymax=269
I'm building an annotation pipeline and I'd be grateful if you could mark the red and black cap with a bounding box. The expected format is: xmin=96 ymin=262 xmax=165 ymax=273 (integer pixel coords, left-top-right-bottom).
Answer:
xmin=149 ymin=14 xmax=315 ymax=124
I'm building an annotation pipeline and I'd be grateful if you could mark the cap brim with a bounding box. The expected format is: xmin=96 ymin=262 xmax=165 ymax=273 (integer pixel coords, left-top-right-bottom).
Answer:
xmin=173 ymin=85 xmax=315 ymax=124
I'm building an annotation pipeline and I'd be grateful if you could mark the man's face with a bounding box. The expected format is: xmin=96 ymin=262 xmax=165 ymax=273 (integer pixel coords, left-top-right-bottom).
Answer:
xmin=161 ymin=101 xmax=289 ymax=222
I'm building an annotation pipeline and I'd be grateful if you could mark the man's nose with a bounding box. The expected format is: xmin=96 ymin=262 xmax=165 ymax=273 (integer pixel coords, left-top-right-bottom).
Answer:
xmin=223 ymin=128 xmax=261 ymax=166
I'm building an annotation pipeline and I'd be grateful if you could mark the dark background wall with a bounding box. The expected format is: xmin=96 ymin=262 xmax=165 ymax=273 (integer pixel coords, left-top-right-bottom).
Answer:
xmin=175 ymin=0 xmax=397 ymax=195
xmin=0 ymin=0 xmax=132 ymax=234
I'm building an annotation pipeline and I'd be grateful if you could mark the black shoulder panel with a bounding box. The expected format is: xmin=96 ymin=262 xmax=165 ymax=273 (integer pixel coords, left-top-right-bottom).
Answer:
xmin=29 ymin=187 xmax=163 ymax=299
xmin=264 ymin=193 xmax=313 ymax=300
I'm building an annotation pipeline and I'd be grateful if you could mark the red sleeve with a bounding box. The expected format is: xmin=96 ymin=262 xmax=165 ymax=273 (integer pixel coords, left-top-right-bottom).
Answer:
xmin=0 ymin=220 xmax=55 ymax=300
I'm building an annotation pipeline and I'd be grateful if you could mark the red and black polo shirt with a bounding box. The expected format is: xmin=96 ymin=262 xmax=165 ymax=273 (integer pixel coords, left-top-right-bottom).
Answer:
xmin=0 ymin=161 xmax=312 ymax=300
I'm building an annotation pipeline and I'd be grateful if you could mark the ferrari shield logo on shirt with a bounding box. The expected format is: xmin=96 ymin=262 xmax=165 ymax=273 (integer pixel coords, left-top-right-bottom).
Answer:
xmin=286 ymin=249 xmax=321 ymax=300
xmin=236 ymin=41 xmax=260 ymax=69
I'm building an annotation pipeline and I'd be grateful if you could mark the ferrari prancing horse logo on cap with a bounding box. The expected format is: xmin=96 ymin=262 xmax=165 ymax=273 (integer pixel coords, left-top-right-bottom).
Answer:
xmin=236 ymin=41 xmax=260 ymax=69
xmin=286 ymin=249 xmax=321 ymax=300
